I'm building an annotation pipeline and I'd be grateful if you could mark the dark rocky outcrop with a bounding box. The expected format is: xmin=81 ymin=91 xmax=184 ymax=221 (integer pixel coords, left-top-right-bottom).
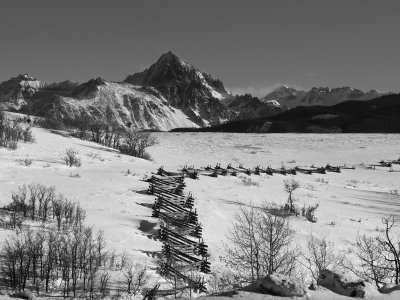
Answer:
xmin=317 ymin=269 xmax=380 ymax=298
xmin=242 ymin=273 xmax=309 ymax=297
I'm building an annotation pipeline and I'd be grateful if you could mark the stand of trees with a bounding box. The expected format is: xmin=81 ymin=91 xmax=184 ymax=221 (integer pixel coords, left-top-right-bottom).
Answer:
xmin=0 ymin=108 xmax=34 ymax=150
xmin=38 ymin=111 xmax=157 ymax=160
xmin=4 ymin=184 xmax=85 ymax=230
xmin=0 ymin=184 xmax=149 ymax=298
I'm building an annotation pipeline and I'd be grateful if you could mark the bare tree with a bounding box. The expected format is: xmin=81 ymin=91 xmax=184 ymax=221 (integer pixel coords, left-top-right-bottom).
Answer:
xmin=343 ymin=216 xmax=400 ymax=288
xmin=377 ymin=216 xmax=400 ymax=284
xmin=123 ymin=262 xmax=150 ymax=296
xmin=258 ymin=206 xmax=299 ymax=276
xmin=118 ymin=130 xmax=157 ymax=159
xmin=283 ymin=179 xmax=300 ymax=215
xmin=224 ymin=203 xmax=299 ymax=285
xmin=301 ymin=234 xmax=343 ymax=282
xmin=224 ymin=205 xmax=262 ymax=285
xmin=63 ymin=149 xmax=81 ymax=167
xmin=99 ymin=271 xmax=110 ymax=297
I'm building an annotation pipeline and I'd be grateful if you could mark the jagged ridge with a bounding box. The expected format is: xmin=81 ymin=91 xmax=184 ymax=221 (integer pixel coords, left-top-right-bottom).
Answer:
xmin=263 ymin=85 xmax=388 ymax=109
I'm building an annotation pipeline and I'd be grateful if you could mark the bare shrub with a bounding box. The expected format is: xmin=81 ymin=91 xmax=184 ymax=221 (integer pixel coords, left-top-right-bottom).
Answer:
xmin=99 ymin=271 xmax=111 ymax=297
xmin=0 ymin=109 xmax=34 ymax=149
xmin=63 ymin=149 xmax=81 ymax=167
xmin=17 ymin=158 xmax=33 ymax=166
xmin=343 ymin=216 xmax=400 ymax=288
xmin=118 ymin=130 xmax=157 ymax=160
xmin=123 ymin=262 xmax=150 ymax=295
xmin=223 ymin=203 xmax=299 ymax=285
xmin=238 ymin=174 xmax=259 ymax=186
xmin=301 ymin=235 xmax=343 ymax=282
xmin=301 ymin=203 xmax=319 ymax=223
xmin=207 ymin=264 xmax=244 ymax=293
xmin=315 ymin=177 xmax=328 ymax=184
xmin=282 ymin=179 xmax=300 ymax=215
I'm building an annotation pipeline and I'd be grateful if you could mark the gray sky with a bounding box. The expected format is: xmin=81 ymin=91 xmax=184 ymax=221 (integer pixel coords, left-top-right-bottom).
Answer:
xmin=0 ymin=0 xmax=399 ymax=96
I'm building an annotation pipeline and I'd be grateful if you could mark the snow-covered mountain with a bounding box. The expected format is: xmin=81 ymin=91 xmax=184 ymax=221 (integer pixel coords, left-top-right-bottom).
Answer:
xmin=0 ymin=75 xmax=198 ymax=131
xmin=227 ymin=94 xmax=282 ymax=120
xmin=124 ymin=51 xmax=234 ymax=126
xmin=263 ymin=85 xmax=388 ymax=109
xmin=0 ymin=52 xmax=283 ymax=130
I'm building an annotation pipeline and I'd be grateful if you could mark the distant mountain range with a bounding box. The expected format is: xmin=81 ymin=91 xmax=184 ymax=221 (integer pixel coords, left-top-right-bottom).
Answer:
xmin=0 ymin=51 xmax=391 ymax=131
xmin=173 ymin=93 xmax=400 ymax=133
xmin=262 ymin=85 xmax=388 ymax=109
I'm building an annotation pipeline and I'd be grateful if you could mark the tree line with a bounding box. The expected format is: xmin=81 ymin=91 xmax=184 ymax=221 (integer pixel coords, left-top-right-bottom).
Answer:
xmin=0 ymin=108 xmax=34 ymax=150
xmin=38 ymin=110 xmax=157 ymax=160
xmin=0 ymin=184 xmax=150 ymax=299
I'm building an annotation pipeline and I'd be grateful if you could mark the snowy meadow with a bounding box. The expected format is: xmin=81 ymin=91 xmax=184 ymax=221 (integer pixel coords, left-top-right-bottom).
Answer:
xmin=1 ymin=127 xmax=400 ymax=298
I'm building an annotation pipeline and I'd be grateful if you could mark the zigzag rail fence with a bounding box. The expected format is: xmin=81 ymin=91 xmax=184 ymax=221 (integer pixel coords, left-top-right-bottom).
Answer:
xmin=142 ymin=167 xmax=210 ymax=299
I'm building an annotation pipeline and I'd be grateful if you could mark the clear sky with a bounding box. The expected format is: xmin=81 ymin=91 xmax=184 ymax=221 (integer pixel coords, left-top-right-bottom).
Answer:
xmin=0 ymin=0 xmax=399 ymax=96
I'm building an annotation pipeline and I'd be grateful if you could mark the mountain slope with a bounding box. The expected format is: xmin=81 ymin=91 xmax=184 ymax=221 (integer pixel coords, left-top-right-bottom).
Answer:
xmin=0 ymin=53 xmax=283 ymax=129
xmin=173 ymin=93 xmax=400 ymax=133
xmin=124 ymin=51 xmax=233 ymax=126
xmin=227 ymin=94 xmax=282 ymax=120
xmin=263 ymin=85 xmax=388 ymax=109
xmin=0 ymin=75 xmax=198 ymax=131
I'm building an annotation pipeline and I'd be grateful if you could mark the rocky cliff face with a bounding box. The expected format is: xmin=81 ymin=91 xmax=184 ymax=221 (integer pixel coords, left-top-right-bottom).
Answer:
xmin=228 ymin=94 xmax=283 ymax=120
xmin=124 ymin=51 xmax=233 ymax=126
xmin=263 ymin=85 xmax=388 ymax=109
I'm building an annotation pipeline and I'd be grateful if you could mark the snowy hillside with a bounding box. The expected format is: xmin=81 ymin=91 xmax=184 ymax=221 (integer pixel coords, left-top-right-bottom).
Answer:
xmin=263 ymin=85 xmax=388 ymax=109
xmin=0 ymin=75 xmax=197 ymax=131
xmin=1 ymin=126 xmax=400 ymax=298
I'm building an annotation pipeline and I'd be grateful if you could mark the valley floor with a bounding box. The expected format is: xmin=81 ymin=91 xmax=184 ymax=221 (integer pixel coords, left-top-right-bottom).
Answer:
xmin=1 ymin=129 xmax=400 ymax=299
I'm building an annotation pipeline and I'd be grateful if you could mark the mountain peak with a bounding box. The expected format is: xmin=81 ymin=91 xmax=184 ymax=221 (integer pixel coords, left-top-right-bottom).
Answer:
xmin=13 ymin=73 xmax=37 ymax=81
xmin=155 ymin=51 xmax=188 ymax=68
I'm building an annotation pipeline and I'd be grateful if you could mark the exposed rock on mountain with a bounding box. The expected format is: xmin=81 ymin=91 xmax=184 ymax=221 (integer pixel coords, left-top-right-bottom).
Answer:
xmin=0 ymin=52 xmax=284 ymax=130
xmin=173 ymin=93 xmax=400 ymax=133
xmin=0 ymin=74 xmax=45 ymax=110
xmin=227 ymin=94 xmax=282 ymax=120
xmin=263 ymin=85 xmax=388 ymax=109
xmin=124 ymin=51 xmax=233 ymax=126
xmin=3 ymin=52 xmax=387 ymax=131
xmin=0 ymin=74 xmax=197 ymax=131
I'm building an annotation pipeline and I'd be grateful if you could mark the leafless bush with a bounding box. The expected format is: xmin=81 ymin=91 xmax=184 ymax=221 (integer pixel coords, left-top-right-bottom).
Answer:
xmin=282 ymin=179 xmax=300 ymax=215
xmin=0 ymin=183 xmax=107 ymax=297
xmin=116 ymin=252 xmax=130 ymax=271
xmin=207 ymin=265 xmax=242 ymax=293
xmin=315 ymin=177 xmax=328 ymax=184
xmin=118 ymin=130 xmax=157 ymax=160
xmin=301 ymin=203 xmax=319 ymax=223
xmin=123 ymin=262 xmax=150 ymax=295
xmin=301 ymin=235 xmax=343 ymax=282
xmin=5 ymin=184 xmax=86 ymax=229
xmin=343 ymin=216 xmax=400 ymax=288
xmin=1 ymin=224 xmax=105 ymax=296
xmin=69 ymin=172 xmax=81 ymax=178
xmin=87 ymin=152 xmax=104 ymax=161
xmin=63 ymin=148 xmax=81 ymax=167
xmin=0 ymin=109 xmax=34 ymax=149
xmin=99 ymin=271 xmax=111 ymax=297
xmin=238 ymin=174 xmax=259 ymax=186
xmin=17 ymin=158 xmax=33 ymax=166
xmin=223 ymin=203 xmax=299 ymax=285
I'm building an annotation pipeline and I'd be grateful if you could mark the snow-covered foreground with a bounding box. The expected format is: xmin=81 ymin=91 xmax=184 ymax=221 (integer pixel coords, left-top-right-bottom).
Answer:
xmin=148 ymin=133 xmax=400 ymax=279
xmin=0 ymin=128 xmax=161 ymax=275
xmin=1 ymin=129 xmax=400 ymax=298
